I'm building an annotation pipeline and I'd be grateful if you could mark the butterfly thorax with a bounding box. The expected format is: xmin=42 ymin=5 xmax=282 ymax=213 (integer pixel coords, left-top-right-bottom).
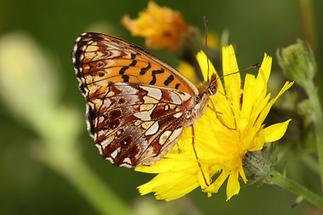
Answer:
xmin=188 ymin=74 xmax=218 ymax=121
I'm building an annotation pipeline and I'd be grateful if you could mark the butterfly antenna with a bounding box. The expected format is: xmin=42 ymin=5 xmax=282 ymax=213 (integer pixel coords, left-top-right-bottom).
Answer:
xmin=216 ymin=63 xmax=261 ymax=81
xmin=203 ymin=16 xmax=210 ymax=82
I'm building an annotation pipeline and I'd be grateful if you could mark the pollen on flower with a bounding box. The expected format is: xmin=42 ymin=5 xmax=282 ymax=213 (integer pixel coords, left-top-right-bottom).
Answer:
xmin=122 ymin=2 xmax=193 ymax=51
xmin=135 ymin=45 xmax=293 ymax=201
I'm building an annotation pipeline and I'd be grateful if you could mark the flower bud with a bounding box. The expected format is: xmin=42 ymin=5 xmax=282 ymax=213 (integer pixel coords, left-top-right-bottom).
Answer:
xmin=277 ymin=40 xmax=316 ymax=88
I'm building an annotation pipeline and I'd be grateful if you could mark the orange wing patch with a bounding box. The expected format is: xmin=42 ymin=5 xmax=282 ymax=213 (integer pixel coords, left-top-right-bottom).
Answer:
xmin=73 ymin=32 xmax=198 ymax=98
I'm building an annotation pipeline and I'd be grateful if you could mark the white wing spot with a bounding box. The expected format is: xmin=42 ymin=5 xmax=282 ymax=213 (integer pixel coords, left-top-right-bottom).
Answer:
xmin=87 ymin=44 xmax=99 ymax=52
xmin=179 ymin=92 xmax=191 ymax=102
xmin=105 ymin=157 xmax=114 ymax=163
xmin=98 ymin=116 xmax=105 ymax=123
xmin=100 ymin=134 xmax=115 ymax=148
xmin=168 ymin=127 xmax=183 ymax=143
xmin=140 ymin=86 xmax=162 ymax=100
xmin=140 ymin=104 xmax=155 ymax=111
xmin=115 ymin=84 xmax=138 ymax=94
xmin=134 ymin=108 xmax=154 ymax=121
xmin=85 ymin=52 xmax=96 ymax=59
xmin=111 ymin=147 xmax=121 ymax=158
xmin=173 ymin=112 xmax=183 ymax=118
xmin=143 ymin=96 xmax=159 ymax=104
xmin=122 ymin=157 xmax=132 ymax=164
xmin=107 ymin=90 xmax=115 ymax=97
xmin=159 ymin=130 xmax=172 ymax=145
xmin=102 ymin=99 xmax=111 ymax=109
xmin=116 ymin=129 xmax=123 ymax=136
xmin=169 ymin=92 xmax=182 ymax=104
xmin=145 ymin=121 xmax=159 ymax=136
xmin=142 ymin=121 xmax=154 ymax=129
xmin=120 ymin=163 xmax=132 ymax=168
xmin=95 ymin=144 xmax=103 ymax=155
xmin=134 ymin=120 xmax=142 ymax=126
xmin=169 ymin=104 xmax=176 ymax=109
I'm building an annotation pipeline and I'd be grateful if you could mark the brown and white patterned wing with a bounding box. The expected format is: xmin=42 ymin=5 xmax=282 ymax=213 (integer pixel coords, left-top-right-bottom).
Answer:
xmin=87 ymin=82 xmax=194 ymax=167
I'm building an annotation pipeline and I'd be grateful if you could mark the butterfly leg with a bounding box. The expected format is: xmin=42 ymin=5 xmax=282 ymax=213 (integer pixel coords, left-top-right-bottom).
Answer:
xmin=208 ymin=99 xmax=236 ymax=130
xmin=175 ymin=141 xmax=182 ymax=153
xmin=191 ymin=125 xmax=210 ymax=187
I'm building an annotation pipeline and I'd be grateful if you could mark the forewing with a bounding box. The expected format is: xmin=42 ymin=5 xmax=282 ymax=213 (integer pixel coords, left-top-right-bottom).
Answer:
xmin=85 ymin=82 xmax=193 ymax=167
xmin=72 ymin=32 xmax=198 ymax=98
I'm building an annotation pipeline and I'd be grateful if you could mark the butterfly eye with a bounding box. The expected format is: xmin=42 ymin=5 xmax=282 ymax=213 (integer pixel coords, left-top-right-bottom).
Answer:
xmin=184 ymin=110 xmax=192 ymax=119
xmin=194 ymin=96 xmax=199 ymax=105
xmin=208 ymin=86 xmax=217 ymax=95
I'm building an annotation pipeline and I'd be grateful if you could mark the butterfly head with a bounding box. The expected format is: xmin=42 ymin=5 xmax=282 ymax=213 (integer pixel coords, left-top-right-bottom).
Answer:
xmin=192 ymin=74 xmax=218 ymax=119
xmin=206 ymin=74 xmax=218 ymax=96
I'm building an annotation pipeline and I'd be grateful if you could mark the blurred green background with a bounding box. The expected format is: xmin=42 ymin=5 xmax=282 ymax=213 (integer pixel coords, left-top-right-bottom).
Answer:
xmin=0 ymin=0 xmax=322 ymax=214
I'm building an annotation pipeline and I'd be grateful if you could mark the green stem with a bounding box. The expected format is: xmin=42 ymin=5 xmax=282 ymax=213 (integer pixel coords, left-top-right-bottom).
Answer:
xmin=299 ymin=0 xmax=317 ymax=50
xmin=266 ymin=170 xmax=323 ymax=208
xmin=305 ymin=81 xmax=323 ymax=191
xmin=301 ymin=153 xmax=320 ymax=175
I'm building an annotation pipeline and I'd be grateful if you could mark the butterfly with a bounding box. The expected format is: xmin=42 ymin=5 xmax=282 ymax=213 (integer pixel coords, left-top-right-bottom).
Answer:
xmin=72 ymin=32 xmax=218 ymax=168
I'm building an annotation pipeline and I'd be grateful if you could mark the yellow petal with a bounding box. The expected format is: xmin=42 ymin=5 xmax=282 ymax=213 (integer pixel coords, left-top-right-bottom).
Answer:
xmin=196 ymin=51 xmax=216 ymax=82
xmin=256 ymin=53 xmax=272 ymax=88
xmin=222 ymin=45 xmax=240 ymax=78
xmin=271 ymin=81 xmax=294 ymax=104
xmin=136 ymin=160 xmax=173 ymax=173
xmin=248 ymin=129 xmax=266 ymax=151
xmin=240 ymin=55 xmax=272 ymax=129
xmin=240 ymin=73 xmax=256 ymax=130
xmin=250 ymin=55 xmax=272 ymax=112
xmin=222 ymin=45 xmax=241 ymax=118
xmin=210 ymin=95 xmax=236 ymax=129
xmin=264 ymin=119 xmax=292 ymax=142
xmin=239 ymin=165 xmax=248 ymax=183
xmin=226 ymin=170 xmax=240 ymax=200
xmin=197 ymin=164 xmax=212 ymax=190
xmin=254 ymin=81 xmax=294 ymax=129
xmin=138 ymin=170 xmax=199 ymax=201
xmin=204 ymin=170 xmax=229 ymax=194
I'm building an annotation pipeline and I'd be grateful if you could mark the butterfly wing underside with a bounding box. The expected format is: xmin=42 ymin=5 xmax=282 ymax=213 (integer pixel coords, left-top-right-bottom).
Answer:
xmin=86 ymin=83 xmax=193 ymax=167
xmin=72 ymin=32 xmax=197 ymax=167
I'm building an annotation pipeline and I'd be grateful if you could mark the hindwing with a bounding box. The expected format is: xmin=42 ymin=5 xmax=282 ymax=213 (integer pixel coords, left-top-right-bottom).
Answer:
xmin=86 ymin=83 xmax=193 ymax=167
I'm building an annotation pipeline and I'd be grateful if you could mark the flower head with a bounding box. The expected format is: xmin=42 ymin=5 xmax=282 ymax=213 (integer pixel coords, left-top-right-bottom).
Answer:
xmin=122 ymin=2 xmax=193 ymax=51
xmin=277 ymin=39 xmax=316 ymax=88
xmin=136 ymin=45 xmax=293 ymax=201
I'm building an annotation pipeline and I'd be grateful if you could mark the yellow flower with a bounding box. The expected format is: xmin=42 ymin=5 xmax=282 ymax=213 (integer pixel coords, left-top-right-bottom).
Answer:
xmin=122 ymin=2 xmax=192 ymax=51
xmin=136 ymin=45 xmax=293 ymax=201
